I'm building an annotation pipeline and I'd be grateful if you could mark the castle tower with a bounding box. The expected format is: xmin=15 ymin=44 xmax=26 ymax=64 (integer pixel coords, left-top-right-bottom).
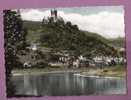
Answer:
xmin=51 ymin=9 xmax=57 ymax=21
xmin=16 ymin=9 xmax=21 ymax=17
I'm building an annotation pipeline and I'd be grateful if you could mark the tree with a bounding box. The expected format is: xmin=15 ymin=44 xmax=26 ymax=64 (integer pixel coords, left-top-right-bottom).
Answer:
xmin=3 ymin=10 xmax=27 ymax=97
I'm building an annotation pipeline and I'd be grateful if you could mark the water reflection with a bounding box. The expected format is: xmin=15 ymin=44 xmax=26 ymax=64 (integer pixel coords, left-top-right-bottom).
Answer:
xmin=12 ymin=72 xmax=127 ymax=96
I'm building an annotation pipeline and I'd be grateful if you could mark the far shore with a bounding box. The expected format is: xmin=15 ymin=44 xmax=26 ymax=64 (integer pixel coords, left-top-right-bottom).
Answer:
xmin=12 ymin=69 xmax=80 ymax=76
xmin=12 ymin=65 xmax=126 ymax=78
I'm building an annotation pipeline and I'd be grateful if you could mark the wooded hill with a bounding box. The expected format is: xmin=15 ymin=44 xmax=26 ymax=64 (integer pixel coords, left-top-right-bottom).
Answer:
xmin=23 ymin=18 xmax=125 ymax=57
xmin=23 ymin=20 xmax=125 ymax=48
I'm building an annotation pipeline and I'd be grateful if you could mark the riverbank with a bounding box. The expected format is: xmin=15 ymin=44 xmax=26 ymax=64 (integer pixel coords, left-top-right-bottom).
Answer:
xmin=80 ymin=65 xmax=126 ymax=78
xmin=12 ymin=67 xmax=82 ymax=76
xmin=12 ymin=65 xmax=126 ymax=78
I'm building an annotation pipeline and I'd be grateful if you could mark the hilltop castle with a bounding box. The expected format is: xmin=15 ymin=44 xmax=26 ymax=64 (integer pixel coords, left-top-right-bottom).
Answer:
xmin=42 ymin=9 xmax=64 ymax=25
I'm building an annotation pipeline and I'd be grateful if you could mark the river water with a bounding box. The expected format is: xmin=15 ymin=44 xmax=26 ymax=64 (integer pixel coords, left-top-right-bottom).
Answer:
xmin=12 ymin=72 xmax=127 ymax=96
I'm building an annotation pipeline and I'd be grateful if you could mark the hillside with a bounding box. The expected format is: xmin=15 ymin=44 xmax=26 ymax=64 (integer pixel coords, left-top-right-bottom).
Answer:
xmin=83 ymin=31 xmax=125 ymax=48
xmin=23 ymin=19 xmax=124 ymax=57
xmin=108 ymin=37 xmax=125 ymax=48
xmin=23 ymin=20 xmax=124 ymax=49
xmin=23 ymin=20 xmax=42 ymax=31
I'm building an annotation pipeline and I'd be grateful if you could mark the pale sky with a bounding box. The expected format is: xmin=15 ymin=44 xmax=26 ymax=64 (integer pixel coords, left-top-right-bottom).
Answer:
xmin=20 ymin=6 xmax=125 ymax=38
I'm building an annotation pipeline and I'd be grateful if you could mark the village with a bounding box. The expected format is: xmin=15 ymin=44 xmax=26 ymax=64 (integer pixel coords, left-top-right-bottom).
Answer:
xmin=20 ymin=43 xmax=126 ymax=69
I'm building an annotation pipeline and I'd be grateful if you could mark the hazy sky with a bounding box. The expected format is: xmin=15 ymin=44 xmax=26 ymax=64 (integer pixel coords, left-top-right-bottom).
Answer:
xmin=20 ymin=6 xmax=125 ymax=38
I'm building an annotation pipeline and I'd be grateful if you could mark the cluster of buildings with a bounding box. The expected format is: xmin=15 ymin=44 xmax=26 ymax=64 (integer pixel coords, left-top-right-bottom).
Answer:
xmin=49 ymin=52 xmax=126 ymax=68
xmin=19 ymin=42 xmax=126 ymax=68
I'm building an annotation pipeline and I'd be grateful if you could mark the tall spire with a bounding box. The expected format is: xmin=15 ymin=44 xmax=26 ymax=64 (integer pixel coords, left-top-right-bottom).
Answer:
xmin=16 ymin=9 xmax=21 ymax=17
xmin=17 ymin=9 xmax=20 ymax=14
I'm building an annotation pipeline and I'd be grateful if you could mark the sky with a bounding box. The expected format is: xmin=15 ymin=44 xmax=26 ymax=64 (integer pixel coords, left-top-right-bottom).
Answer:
xmin=20 ymin=6 xmax=125 ymax=39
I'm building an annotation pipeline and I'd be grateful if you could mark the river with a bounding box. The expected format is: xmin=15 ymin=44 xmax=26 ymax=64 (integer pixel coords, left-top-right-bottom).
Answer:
xmin=12 ymin=72 xmax=127 ymax=96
